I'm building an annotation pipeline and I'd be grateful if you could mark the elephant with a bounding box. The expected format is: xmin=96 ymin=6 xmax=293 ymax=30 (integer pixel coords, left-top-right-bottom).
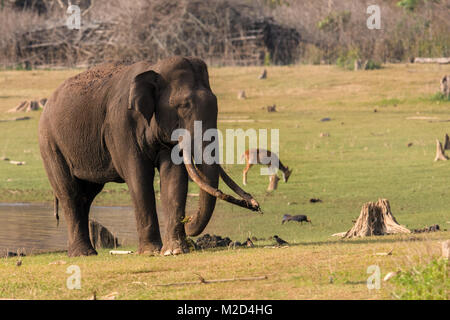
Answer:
xmin=38 ymin=56 xmax=260 ymax=257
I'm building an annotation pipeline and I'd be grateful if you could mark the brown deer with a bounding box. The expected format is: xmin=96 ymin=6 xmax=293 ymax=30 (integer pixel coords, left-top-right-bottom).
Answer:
xmin=241 ymin=148 xmax=292 ymax=185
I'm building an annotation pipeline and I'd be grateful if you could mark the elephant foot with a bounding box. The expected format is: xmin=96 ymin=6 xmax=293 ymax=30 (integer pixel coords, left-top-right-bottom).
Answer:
xmin=137 ymin=241 xmax=162 ymax=255
xmin=161 ymin=240 xmax=189 ymax=256
xmin=68 ymin=244 xmax=98 ymax=257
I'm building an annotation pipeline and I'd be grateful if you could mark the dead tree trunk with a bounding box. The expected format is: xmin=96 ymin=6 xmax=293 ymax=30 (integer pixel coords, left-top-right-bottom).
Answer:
xmin=267 ymin=174 xmax=280 ymax=191
xmin=434 ymin=139 xmax=448 ymax=161
xmin=266 ymin=104 xmax=277 ymax=112
xmin=343 ymin=199 xmax=410 ymax=238
xmin=258 ymin=69 xmax=267 ymax=79
xmin=440 ymin=75 xmax=449 ymax=98
xmin=444 ymin=134 xmax=450 ymax=150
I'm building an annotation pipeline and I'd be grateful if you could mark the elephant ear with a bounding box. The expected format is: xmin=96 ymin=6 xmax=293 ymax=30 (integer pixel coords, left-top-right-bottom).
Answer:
xmin=186 ymin=57 xmax=211 ymax=90
xmin=128 ymin=70 xmax=160 ymax=125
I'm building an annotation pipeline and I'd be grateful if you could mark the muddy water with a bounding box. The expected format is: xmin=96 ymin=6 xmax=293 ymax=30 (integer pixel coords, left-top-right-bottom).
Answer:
xmin=0 ymin=203 xmax=152 ymax=255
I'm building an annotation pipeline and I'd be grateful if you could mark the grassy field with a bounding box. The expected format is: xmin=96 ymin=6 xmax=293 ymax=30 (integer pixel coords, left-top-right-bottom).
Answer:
xmin=0 ymin=63 xmax=449 ymax=299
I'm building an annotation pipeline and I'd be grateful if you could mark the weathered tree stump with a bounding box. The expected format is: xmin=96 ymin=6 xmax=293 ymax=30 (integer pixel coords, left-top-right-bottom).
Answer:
xmin=258 ymin=69 xmax=267 ymax=79
xmin=434 ymin=139 xmax=448 ymax=161
xmin=440 ymin=75 xmax=449 ymax=98
xmin=237 ymin=90 xmax=246 ymax=99
xmin=444 ymin=134 xmax=450 ymax=150
xmin=267 ymin=174 xmax=280 ymax=191
xmin=343 ymin=199 xmax=410 ymax=238
xmin=89 ymin=219 xmax=119 ymax=249
xmin=267 ymin=104 xmax=277 ymax=112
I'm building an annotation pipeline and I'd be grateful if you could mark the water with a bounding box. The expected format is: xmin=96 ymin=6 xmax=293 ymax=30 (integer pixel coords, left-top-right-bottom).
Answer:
xmin=0 ymin=203 xmax=148 ymax=255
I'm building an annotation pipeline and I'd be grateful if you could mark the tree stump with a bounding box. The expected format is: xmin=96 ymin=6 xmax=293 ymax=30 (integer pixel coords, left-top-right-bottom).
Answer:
xmin=444 ymin=134 xmax=450 ymax=150
xmin=267 ymin=104 xmax=277 ymax=112
xmin=343 ymin=199 xmax=410 ymax=238
xmin=440 ymin=75 xmax=449 ymax=98
xmin=237 ymin=90 xmax=246 ymax=99
xmin=258 ymin=69 xmax=267 ymax=79
xmin=89 ymin=219 xmax=119 ymax=249
xmin=434 ymin=139 xmax=448 ymax=161
xmin=267 ymin=174 xmax=280 ymax=191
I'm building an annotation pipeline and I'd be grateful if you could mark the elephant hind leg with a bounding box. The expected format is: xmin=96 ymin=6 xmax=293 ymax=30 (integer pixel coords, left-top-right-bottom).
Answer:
xmin=40 ymin=143 xmax=102 ymax=256
xmin=59 ymin=181 xmax=104 ymax=257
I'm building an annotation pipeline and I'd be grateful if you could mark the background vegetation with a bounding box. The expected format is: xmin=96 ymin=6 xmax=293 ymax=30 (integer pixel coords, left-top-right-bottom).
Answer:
xmin=1 ymin=0 xmax=449 ymax=68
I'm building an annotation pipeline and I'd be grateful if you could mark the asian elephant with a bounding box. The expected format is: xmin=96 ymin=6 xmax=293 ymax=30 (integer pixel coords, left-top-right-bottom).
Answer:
xmin=38 ymin=56 xmax=260 ymax=257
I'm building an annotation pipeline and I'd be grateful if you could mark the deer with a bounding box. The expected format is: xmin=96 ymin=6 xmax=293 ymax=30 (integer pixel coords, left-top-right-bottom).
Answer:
xmin=241 ymin=148 xmax=292 ymax=186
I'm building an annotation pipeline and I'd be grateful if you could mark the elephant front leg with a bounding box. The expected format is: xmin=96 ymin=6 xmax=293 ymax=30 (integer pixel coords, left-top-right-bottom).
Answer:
xmin=158 ymin=151 xmax=189 ymax=256
xmin=127 ymin=165 xmax=162 ymax=255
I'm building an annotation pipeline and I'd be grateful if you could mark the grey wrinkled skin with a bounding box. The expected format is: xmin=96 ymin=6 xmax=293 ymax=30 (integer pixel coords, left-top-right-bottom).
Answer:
xmin=39 ymin=56 xmax=221 ymax=257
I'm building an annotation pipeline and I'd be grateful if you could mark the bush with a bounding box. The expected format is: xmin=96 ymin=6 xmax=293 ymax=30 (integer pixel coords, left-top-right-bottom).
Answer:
xmin=391 ymin=259 xmax=449 ymax=300
xmin=336 ymin=49 xmax=359 ymax=70
xmin=430 ymin=92 xmax=450 ymax=102
xmin=365 ymin=60 xmax=382 ymax=70
xmin=336 ymin=50 xmax=382 ymax=71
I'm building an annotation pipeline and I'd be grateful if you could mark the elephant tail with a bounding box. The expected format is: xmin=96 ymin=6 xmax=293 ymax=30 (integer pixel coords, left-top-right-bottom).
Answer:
xmin=54 ymin=196 xmax=59 ymax=227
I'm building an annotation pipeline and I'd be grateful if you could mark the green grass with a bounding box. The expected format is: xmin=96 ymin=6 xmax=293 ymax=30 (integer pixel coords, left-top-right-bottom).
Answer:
xmin=0 ymin=233 xmax=447 ymax=300
xmin=391 ymin=258 xmax=449 ymax=300
xmin=0 ymin=63 xmax=449 ymax=299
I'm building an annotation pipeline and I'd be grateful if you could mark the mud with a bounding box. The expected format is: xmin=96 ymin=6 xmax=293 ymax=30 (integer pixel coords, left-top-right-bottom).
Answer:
xmin=195 ymin=234 xmax=232 ymax=249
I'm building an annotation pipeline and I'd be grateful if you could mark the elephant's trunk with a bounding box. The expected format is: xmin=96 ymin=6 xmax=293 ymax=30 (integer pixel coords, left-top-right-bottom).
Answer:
xmin=182 ymin=145 xmax=260 ymax=236
xmin=184 ymin=162 xmax=219 ymax=236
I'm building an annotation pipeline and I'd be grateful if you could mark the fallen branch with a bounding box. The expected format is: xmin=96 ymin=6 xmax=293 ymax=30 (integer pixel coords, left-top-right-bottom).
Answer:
xmin=0 ymin=117 xmax=31 ymax=122
xmin=414 ymin=57 xmax=450 ymax=64
xmin=374 ymin=249 xmax=394 ymax=256
xmin=109 ymin=250 xmax=133 ymax=255
xmin=154 ymin=274 xmax=267 ymax=287
xmin=9 ymin=161 xmax=26 ymax=166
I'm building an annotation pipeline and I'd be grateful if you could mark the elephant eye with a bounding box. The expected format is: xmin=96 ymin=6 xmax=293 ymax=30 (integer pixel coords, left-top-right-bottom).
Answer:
xmin=178 ymin=102 xmax=190 ymax=109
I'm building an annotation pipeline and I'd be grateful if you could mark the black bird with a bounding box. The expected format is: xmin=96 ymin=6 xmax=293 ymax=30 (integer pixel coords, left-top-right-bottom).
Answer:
xmin=274 ymin=235 xmax=288 ymax=246
xmin=245 ymin=238 xmax=254 ymax=248
xmin=282 ymin=214 xmax=311 ymax=224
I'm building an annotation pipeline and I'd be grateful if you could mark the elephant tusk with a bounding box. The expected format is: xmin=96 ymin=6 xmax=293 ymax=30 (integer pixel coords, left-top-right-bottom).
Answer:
xmin=218 ymin=166 xmax=261 ymax=212
xmin=181 ymin=142 xmax=260 ymax=212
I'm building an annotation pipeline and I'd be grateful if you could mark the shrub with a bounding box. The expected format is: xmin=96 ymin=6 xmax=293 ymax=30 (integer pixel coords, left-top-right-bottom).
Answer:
xmin=365 ymin=60 xmax=382 ymax=70
xmin=336 ymin=49 xmax=359 ymax=70
xmin=430 ymin=92 xmax=450 ymax=102
xmin=391 ymin=259 xmax=449 ymax=300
